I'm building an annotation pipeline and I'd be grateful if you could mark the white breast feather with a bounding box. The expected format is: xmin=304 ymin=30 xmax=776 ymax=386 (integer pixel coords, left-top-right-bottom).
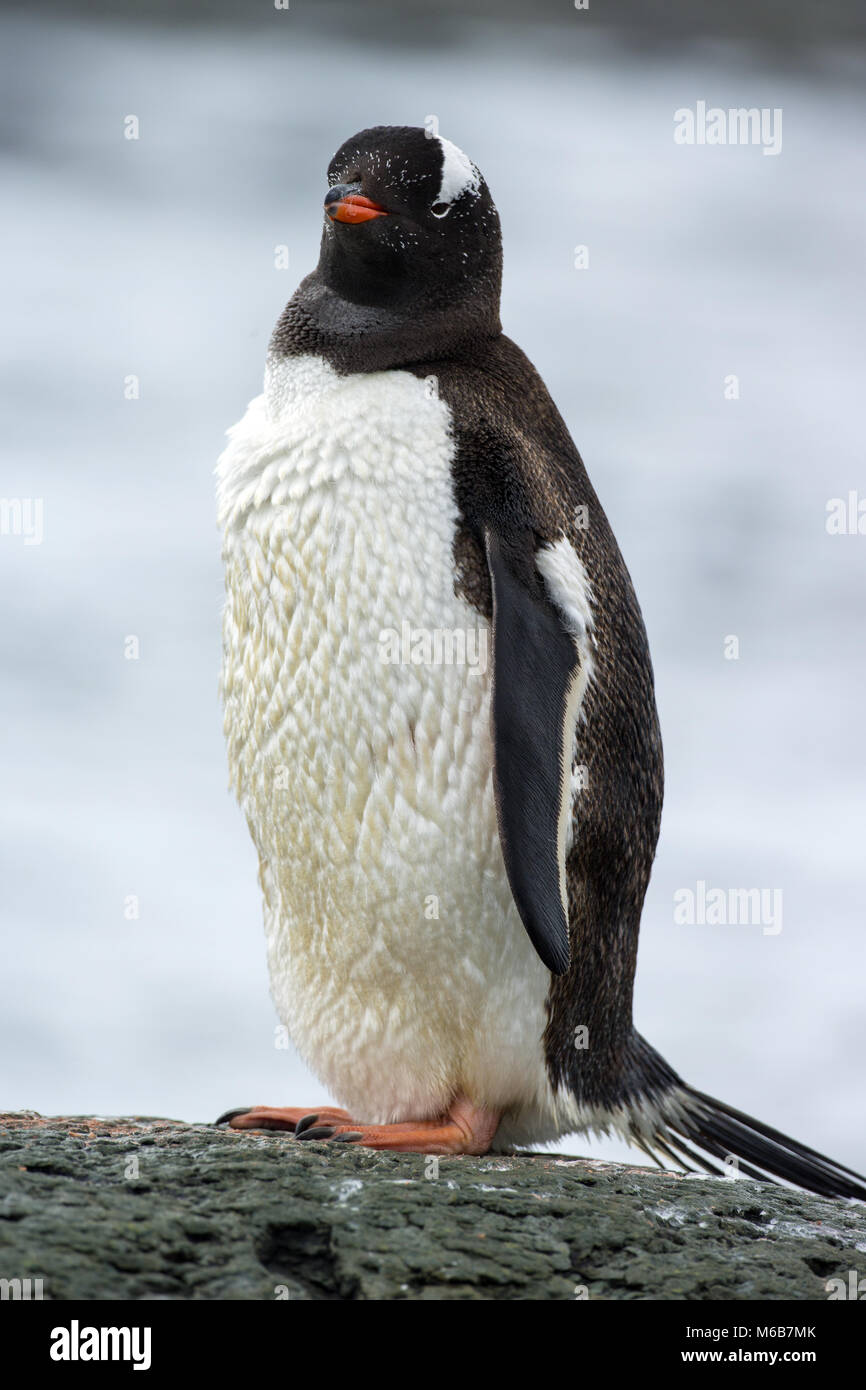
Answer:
xmin=217 ymin=355 xmax=587 ymax=1145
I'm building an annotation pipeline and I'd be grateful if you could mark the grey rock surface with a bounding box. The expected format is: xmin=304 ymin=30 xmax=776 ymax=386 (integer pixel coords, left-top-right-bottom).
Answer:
xmin=0 ymin=1113 xmax=863 ymax=1300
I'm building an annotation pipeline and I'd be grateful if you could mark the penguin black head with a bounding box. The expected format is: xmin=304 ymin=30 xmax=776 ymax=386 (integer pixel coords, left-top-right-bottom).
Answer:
xmin=272 ymin=125 xmax=503 ymax=371
xmin=317 ymin=125 xmax=502 ymax=320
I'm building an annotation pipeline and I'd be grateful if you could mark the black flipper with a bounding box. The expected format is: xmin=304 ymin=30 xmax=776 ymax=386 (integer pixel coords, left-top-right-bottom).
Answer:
xmin=484 ymin=526 xmax=584 ymax=976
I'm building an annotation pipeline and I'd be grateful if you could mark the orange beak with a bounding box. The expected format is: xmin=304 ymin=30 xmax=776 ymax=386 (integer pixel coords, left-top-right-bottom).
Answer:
xmin=324 ymin=188 xmax=389 ymax=224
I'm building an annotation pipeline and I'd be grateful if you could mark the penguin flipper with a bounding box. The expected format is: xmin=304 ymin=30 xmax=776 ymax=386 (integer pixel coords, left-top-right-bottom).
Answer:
xmin=483 ymin=526 xmax=582 ymax=976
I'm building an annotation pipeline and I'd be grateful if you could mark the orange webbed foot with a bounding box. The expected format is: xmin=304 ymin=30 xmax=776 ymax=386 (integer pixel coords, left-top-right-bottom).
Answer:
xmin=216 ymin=1095 xmax=500 ymax=1150
xmin=293 ymin=1097 xmax=501 ymax=1155
xmin=216 ymin=1097 xmax=500 ymax=1154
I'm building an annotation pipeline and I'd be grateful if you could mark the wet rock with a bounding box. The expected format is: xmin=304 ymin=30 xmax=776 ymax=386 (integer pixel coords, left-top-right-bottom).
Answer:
xmin=0 ymin=1113 xmax=863 ymax=1301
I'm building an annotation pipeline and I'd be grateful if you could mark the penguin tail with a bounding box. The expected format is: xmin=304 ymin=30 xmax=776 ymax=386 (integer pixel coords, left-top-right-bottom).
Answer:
xmin=618 ymin=1037 xmax=866 ymax=1201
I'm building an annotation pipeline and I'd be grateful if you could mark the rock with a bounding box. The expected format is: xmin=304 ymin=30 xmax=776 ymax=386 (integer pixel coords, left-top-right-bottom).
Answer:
xmin=0 ymin=1112 xmax=862 ymax=1300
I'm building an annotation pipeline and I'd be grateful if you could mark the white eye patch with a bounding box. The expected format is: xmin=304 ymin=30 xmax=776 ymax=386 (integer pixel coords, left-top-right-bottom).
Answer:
xmin=434 ymin=136 xmax=481 ymax=211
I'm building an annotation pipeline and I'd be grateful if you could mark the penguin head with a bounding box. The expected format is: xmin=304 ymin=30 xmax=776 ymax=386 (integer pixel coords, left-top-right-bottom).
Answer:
xmin=316 ymin=125 xmax=502 ymax=320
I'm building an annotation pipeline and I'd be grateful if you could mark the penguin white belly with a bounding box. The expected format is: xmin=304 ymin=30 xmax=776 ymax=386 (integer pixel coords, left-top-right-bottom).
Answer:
xmin=217 ymin=355 xmax=563 ymax=1138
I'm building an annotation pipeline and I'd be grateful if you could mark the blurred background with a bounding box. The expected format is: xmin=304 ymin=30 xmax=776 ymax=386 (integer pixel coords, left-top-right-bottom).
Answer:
xmin=1 ymin=0 xmax=864 ymax=1173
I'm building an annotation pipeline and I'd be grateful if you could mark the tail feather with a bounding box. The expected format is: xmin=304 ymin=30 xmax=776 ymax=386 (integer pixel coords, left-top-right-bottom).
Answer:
xmin=655 ymin=1084 xmax=866 ymax=1201
xmin=655 ymin=1133 xmax=725 ymax=1179
xmin=613 ymin=1035 xmax=865 ymax=1199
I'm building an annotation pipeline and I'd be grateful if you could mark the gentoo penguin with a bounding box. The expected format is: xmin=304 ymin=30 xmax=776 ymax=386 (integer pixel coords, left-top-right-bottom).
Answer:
xmin=216 ymin=125 xmax=865 ymax=1199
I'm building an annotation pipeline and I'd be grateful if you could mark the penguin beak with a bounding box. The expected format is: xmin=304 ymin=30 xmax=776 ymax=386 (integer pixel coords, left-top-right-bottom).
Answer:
xmin=325 ymin=183 xmax=389 ymax=224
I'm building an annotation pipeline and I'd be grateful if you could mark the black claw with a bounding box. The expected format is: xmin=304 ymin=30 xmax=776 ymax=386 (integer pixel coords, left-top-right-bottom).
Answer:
xmin=215 ymin=1107 xmax=253 ymax=1126
xmin=293 ymin=1125 xmax=336 ymax=1142
xmin=330 ymin=1131 xmax=363 ymax=1143
xmin=294 ymin=1113 xmax=320 ymax=1135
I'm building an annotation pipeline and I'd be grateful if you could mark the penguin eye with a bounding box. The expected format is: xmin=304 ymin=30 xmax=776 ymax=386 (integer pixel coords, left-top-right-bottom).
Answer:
xmin=431 ymin=202 xmax=451 ymax=218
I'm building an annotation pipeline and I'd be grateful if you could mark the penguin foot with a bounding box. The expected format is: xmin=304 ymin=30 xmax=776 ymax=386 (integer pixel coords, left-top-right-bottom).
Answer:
xmin=215 ymin=1105 xmax=355 ymax=1132
xmin=293 ymin=1097 xmax=501 ymax=1155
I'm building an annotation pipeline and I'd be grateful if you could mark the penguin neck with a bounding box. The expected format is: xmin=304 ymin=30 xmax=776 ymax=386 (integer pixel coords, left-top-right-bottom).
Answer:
xmin=270 ymin=269 xmax=502 ymax=375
